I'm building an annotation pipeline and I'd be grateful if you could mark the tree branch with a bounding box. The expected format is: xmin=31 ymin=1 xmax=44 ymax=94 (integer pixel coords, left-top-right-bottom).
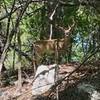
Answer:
xmin=0 ymin=0 xmax=32 ymax=73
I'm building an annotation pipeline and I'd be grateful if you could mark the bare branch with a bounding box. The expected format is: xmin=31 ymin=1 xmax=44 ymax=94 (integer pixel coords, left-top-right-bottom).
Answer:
xmin=0 ymin=0 xmax=32 ymax=73
xmin=5 ymin=0 xmax=16 ymax=39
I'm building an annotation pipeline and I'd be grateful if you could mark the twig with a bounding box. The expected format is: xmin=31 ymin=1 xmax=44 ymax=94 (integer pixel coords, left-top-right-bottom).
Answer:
xmin=49 ymin=3 xmax=59 ymax=40
xmin=50 ymin=47 xmax=99 ymax=93
xmin=23 ymin=71 xmax=30 ymax=79
xmin=0 ymin=0 xmax=32 ymax=73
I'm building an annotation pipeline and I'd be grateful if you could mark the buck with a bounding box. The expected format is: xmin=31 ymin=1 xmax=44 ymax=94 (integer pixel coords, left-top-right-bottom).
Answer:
xmin=33 ymin=22 xmax=75 ymax=65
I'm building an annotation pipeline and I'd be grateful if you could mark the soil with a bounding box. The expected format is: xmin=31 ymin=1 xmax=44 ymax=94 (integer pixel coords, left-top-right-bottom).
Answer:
xmin=0 ymin=63 xmax=99 ymax=100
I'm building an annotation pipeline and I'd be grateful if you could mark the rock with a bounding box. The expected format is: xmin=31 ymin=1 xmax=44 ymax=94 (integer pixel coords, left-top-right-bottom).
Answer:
xmin=78 ymin=83 xmax=100 ymax=100
xmin=0 ymin=91 xmax=3 ymax=96
xmin=32 ymin=64 xmax=57 ymax=95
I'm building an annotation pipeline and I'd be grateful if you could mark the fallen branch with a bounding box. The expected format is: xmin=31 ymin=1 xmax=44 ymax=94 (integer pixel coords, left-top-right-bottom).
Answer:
xmin=50 ymin=47 xmax=100 ymax=92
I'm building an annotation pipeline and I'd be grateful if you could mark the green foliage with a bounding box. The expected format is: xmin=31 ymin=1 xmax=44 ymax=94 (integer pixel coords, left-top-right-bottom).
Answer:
xmin=0 ymin=0 xmax=100 ymax=69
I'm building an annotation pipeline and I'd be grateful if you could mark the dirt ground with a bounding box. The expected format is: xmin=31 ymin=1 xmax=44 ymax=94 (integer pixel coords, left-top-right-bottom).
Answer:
xmin=0 ymin=63 xmax=99 ymax=100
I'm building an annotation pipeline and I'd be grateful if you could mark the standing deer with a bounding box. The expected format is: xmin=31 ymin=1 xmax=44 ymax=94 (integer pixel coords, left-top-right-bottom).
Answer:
xmin=33 ymin=22 xmax=75 ymax=65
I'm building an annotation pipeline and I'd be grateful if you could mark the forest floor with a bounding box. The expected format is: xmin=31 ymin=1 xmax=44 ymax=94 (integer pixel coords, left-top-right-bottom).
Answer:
xmin=0 ymin=62 xmax=100 ymax=100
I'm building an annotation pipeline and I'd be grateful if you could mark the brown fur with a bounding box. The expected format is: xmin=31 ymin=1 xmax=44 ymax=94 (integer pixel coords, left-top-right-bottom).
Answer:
xmin=33 ymin=36 xmax=70 ymax=64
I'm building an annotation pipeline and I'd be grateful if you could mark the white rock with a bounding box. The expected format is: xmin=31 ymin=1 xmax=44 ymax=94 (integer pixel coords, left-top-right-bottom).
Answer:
xmin=91 ymin=91 xmax=100 ymax=100
xmin=32 ymin=64 xmax=57 ymax=95
xmin=78 ymin=83 xmax=100 ymax=100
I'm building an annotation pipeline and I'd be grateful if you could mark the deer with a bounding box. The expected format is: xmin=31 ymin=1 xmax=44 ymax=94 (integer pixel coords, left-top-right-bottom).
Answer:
xmin=33 ymin=21 xmax=75 ymax=66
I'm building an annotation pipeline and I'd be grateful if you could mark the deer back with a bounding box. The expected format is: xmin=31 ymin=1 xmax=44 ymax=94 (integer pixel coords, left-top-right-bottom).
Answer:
xmin=33 ymin=36 xmax=70 ymax=64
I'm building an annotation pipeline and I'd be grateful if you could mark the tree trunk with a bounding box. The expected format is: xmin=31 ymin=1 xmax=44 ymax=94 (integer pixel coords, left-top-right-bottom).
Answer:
xmin=17 ymin=28 xmax=22 ymax=90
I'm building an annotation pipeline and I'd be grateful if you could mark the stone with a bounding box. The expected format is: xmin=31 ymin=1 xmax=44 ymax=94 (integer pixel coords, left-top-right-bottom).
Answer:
xmin=32 ymin=64 xmax=57 ymax=95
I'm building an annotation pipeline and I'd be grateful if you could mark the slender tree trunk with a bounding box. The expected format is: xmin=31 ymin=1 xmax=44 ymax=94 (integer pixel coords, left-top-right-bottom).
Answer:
xmin=0 ymin=0 xmax=32 ymax=84
xmin=17 ymin=31 xmax=22 ymax=90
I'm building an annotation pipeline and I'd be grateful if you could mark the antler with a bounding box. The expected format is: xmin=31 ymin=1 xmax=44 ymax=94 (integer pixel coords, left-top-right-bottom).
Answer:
xmin=56 ymin=19 xmax=75 ymax=36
